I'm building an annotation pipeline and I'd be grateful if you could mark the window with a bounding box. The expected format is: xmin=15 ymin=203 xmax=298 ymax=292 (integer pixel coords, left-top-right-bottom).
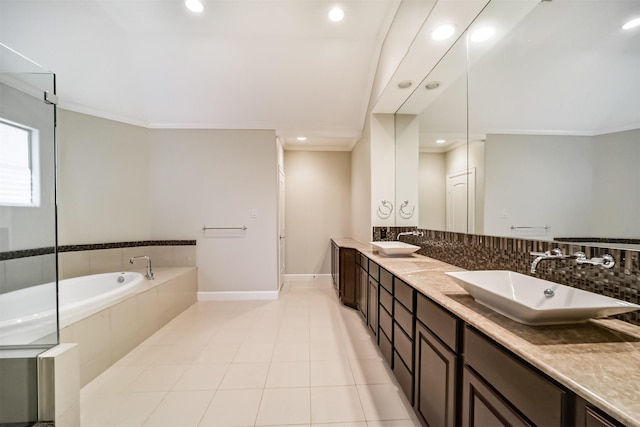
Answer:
xmin=0 ymin=119 xmax=39 ymax=207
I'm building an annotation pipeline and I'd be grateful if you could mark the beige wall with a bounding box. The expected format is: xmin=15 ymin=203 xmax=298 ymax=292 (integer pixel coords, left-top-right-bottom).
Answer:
xmin=57 ymin=110 xmax=279 ymax=294
xmin=148 ymin=128 xmax=279 ymax=294
xmin=284 ymin=151 xmax=351 ymax=274
xmin=351 ymin=121 xmax=372 ymax=243
xmin=57 ymin=110 xmax=151 ymax=245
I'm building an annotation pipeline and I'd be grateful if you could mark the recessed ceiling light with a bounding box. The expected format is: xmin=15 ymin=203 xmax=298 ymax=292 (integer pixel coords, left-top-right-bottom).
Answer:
xmin=470 ymin=26 xmax=496 ymax=43
xmin=328 ymin=7 xmax=345 ymax=22
xmin=436 ymin=139 xmax=446 ymax=144
xmin=185 ymin=0 xmax=204 ymax=13
xmin=425 ymin=81 xmax=441 ymax=90
xmin=432 ymin=24 xmax=456 ymax=41
xmin=622 ymin=17 xmax=640 ymax=30
xmin=397 ymin=80 xmax=413 ymax=89
xmin=297 ymin=136 xmax=307 ymax=141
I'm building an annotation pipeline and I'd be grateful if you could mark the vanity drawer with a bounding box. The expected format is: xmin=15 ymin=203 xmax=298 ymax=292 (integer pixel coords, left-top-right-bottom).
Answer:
xmin=394 ymin=322 xmax=413 ymax=369
xmin=394 ymin=300 xmax=413 ymax=337
xmin=464 ymin=327 xmax=566 ymax=427
xmin=380 ymin=286 xmax=393 ymax=312
xmin=369 ymin=260 xmax=380 ymax=282
xmin=416 ymin=293 xmax=459 ymax=352
xmin=395 ymin=278 xmax=415 ymax=311
xmin=360 ymin=254 xmax=368 ymax=272
xmin=379 ymin=305 xmax=393 ymax=338
xmin=380 ymin=268 xmax=393 ymax=292
xmin=379 ymin=329 xmax=393 ymax=366
xmin=393 ymin=351 xmax=414 ymax=403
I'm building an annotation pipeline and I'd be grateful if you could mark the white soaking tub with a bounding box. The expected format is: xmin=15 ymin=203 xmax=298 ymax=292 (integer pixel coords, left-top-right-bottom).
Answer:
xmin=0 ymin=272 xmax=144 ymax=345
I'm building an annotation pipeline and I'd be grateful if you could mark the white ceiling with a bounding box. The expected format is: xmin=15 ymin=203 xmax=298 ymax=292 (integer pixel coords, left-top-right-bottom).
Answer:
xmin=399 ymin=0 xmax=640 ymax=152
xmin=0 ymin=0 xmax=403 ymax=150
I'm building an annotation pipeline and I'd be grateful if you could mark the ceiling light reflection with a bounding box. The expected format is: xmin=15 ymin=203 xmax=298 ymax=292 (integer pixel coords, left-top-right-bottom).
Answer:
xmin=622 ymin=17 xmax=640 ymax=30
xmin=471 ymin=27 xmax=496 ymax=43
xmin=432 ymin=24 xmax=456 ymax=41
xmin=329 ymin=7 xmax=345 ymax=22
xmin=185 ymin=0 xmax=204 ymax=13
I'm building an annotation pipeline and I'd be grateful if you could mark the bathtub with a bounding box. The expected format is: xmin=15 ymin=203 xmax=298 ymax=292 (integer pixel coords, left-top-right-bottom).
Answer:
xmin=0 ymin=272 xmax=144 ymax=346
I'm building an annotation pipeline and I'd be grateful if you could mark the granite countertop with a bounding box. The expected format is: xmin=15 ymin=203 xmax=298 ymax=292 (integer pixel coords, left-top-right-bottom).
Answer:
xmin=332 ymin=237 xmax=640 ymax=427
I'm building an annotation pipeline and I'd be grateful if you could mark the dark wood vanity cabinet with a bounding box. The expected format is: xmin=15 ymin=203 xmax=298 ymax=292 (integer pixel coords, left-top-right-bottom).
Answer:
xmin=462 ymin=326 xmax=568 ymax=427
xmin=330 ymin=241 xmax=357 ymax=309
xmin=332 ymin=242 xmax=624 ymax=427
xmin=357 ymin=253 xmax=368 ymax=321
xmin=393 ymin=278 xmax=416 ymax=404
xmin=575 ymin=397 xmax=624 ymax=427
xmin=367 ymin=260 xmax=380 ymax=338
xmin=378 ymin=268 xmax=394 ymax=366
xmin=414 ymin=293 xmax=461 ymax=427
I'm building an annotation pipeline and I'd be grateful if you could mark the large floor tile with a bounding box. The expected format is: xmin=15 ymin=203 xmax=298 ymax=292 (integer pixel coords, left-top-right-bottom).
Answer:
xmin=142 ymin=391 xmax=214 ymax=427
xmin=310 ymin=385 xmax=366 ymax=424
xmin=271 ymin=341 xmax=310 ymax=362
xmin=357 ymin=384 xmax=413 ymax=421
xmin=173 ymin=363 xmax=230 ymax=391
xmin=310 ymin=360 xmax=355 ymax=386
xmin=80 ymin=391 xmax=165 ymax=427
xmin=198 ymin=388 xmax=263 ymax=427
xmin=265 ymin=361 xmax=310 ymax=388
xmin=255 ymin=387 xmax=311 ymax=425
xmin=125 ymin=365 xmax=187 ymax=392
xmin=81 ymin=365 xmax=145 ymax=396
xmin=349 ymin=359 xmax=394 ymax=385
xmin=80 ymin=279 xmax=420 ymax=427
xmin=218 ymin=362 xmax=269 ymax=389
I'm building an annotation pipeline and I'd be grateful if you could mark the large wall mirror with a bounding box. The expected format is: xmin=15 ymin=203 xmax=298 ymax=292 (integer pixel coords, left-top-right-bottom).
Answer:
xmin=395 ymin=0 xmax=640 ymax=247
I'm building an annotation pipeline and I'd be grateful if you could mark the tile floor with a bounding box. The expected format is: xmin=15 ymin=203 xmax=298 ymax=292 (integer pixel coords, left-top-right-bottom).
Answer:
xmin=80 ymin=277 xmax=421 ymax=427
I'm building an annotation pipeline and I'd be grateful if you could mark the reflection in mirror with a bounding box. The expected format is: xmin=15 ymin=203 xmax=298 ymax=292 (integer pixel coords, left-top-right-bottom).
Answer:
xmin=396 ymin=0 xmax=640 ymax=247
xmin=396 ymin=30 xmax=470 ymax=232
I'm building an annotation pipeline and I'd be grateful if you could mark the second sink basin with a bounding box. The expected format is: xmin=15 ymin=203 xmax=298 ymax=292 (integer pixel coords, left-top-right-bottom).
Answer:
xmin=446 ymin=270 xmax=640 ymax=326
xmin=370 ymin=241 xmax=420 ymax=256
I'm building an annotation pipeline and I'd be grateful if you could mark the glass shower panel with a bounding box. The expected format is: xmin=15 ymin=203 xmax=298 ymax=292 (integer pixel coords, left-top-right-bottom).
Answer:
xmin=0 ymin=42 xmax=58 ymax=348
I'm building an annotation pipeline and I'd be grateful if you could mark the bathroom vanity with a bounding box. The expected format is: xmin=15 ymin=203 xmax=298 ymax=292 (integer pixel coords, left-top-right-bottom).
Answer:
xmin=331 ymin=238 xmax=640 ymax=427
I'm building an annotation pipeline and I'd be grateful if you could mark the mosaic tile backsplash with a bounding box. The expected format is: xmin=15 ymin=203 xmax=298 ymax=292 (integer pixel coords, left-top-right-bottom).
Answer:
xmin=374 ymin=227 xmax=640 ymax=326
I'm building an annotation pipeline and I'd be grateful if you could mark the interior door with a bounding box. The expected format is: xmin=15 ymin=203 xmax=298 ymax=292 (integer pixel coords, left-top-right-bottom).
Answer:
xmin=278 ymin=166 xmax=285 ymax=290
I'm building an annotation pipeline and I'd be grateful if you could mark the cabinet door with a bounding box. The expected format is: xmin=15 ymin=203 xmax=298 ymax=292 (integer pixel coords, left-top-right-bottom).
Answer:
xmin=358 ymin=267 xmax=367 ymax=320
xmin=331 ymin=242 xmax=338 ymax=290
xmin=414 ymin=321 xmax=458 ymax=427
xmin=339 ymin=248 xmax=357 ymax=308
xmin=368 ymin=277 xmax=378 ymax=337
xmin=575 ymin=397 xmax=623 ymax=427
xmin=461 ymin=367 xmax=532 ymax=427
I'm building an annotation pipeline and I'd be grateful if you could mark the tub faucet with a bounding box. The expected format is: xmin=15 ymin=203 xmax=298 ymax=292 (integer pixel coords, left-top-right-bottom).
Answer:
xmin=130 ymin=256 xmax=154 ymax=280
xmin=397 ymin=230 xmax=424 ymax=240
xmin=530 ymin=248 xmax=576 ymax=274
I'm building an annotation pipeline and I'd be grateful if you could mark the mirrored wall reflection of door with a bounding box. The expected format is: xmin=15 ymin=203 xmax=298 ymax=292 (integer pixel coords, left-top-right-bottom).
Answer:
xmin=446 ymin=169 xmax=475 ymax=233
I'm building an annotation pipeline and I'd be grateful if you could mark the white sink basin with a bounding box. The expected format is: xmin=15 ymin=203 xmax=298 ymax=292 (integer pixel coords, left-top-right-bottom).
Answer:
xmin=446 ymin=270 xmax=640 ymax=326
xmin=370 ymin=241 xmax=420 ymax=256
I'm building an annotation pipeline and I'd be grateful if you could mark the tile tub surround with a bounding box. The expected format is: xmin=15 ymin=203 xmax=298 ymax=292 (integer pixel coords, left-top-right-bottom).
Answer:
xmin=60 ymin=267 xmax=197 ymax=387
xmin=334 ymin=238 xmax=640 ymax=427
xmin=0 ymin=240 xmax=196 ymax=292
xmin=58 ymin=243 xmax=196 ymax=280
xmin=373 ymin=227 xmax=640 ymax=326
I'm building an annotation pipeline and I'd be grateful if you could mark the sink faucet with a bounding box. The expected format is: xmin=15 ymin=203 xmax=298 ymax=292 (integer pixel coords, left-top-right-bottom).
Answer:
xmin=130 ymin=256 xmax=154 ymax=280
xmin=529 ymin=248 xmax=576 ymax=274
xmin=397 ymin=230 xmax=424 ymax=240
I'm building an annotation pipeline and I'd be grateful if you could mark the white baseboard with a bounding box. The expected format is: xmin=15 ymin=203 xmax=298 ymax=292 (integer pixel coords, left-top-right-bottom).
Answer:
xmin=197 ymin=290 xmax=280 ymax=301
xmin=284 ymin=274 xmax=331 ymax=282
